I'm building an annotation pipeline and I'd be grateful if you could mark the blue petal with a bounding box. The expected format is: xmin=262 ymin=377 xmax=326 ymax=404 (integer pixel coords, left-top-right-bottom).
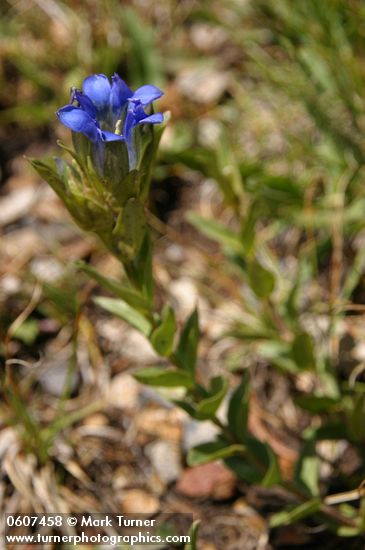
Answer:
xmin=123 ymin=107 xmax=139 ymax=140
xmin=122 ymin=108 xmax=140 ymax=169
xmin=82 ymin=74 xmax=111 ymax=111
xmin=138 ymin=112 xmax=164 ymax=125
xmin=100 ymin=130 xmax=125 ymax=142
xmin=56 ymin=105 xmax=100 ymax=142
xmin=72 ymin=89 xmax=97 ymax=119
xmin=123 ymin=105 xmax=164 ymax=170
xmin=110 ymin=73 xmax=133 ymax=113
xmin=132 ymin=85 xmax=164 ymax=105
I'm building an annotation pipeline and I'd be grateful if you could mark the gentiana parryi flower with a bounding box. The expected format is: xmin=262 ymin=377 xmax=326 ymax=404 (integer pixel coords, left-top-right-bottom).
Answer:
xmin=56 ymin=73 xmax=164 ymax=170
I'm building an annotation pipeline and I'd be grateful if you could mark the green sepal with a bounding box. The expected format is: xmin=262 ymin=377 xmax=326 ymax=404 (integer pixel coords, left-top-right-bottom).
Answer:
xmin=111 ymin=169 xmax=140 ymax=206
xmin=77 ymin=195 xmax=114 ymax=234
xmin=103 ymin=139 xmax=130 ymax=192
xmin=71 ymin=133 xmax=91 ymax=168
xmin=30 ymin=157 xmax=114 ymax=235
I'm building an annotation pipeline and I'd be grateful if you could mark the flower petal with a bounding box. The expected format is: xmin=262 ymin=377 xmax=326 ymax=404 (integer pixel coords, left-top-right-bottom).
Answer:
xmin=132 ymin=85 xmax=164 ymax=105
xmin=100 ymin=130 xmax=125 ymax=142
xmin=82 ymin=74 xmax=111 ymax=111
xmin=123 ymin=106 xmax=139 ymax=140
xmin=72 ymin=89 xmax=97 ymax=119
xmin=110 ymin=73 xmax=133 ymax=113
xmin=138 ymin=112 xmax=164 ymax=125
xmin=56 ymin=105 xmax=100 ymax=142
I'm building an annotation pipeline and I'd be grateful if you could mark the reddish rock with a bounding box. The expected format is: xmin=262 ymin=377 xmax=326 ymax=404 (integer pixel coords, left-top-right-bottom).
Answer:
xmin=176 ymin=461 xmax=236 ymax=500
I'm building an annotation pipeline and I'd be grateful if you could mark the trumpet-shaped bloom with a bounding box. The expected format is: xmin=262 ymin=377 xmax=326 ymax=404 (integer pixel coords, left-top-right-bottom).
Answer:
xmin=56 ymin=73 xmax=164 ymax=170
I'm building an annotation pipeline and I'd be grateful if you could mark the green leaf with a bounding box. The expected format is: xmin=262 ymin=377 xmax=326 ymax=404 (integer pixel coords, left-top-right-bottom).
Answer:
xmin=240 ymin=202 xmax=259 ymax=256
xmin=187 ymin=440 xmax=246 ymax=466
xmin=224 ymin=455 xmax=262 ymax=484
xmin=227 ymin=372 xmax=250 ymax=443
xmin=345 ymin=393 xmax=365 ymax=443
xmin=291 ymin=332 xmax=315 ymax=370
xmin=42 ymin=281 xmax=79 ymax=320
xmin=225 ymin=438 xmax=281 ymax=487
xmin=335 ymin=525 xmax=364 ymax=537
xmin=342 ymin=245 xmax=365 ymax=300
xmin=215 ymin=129 xmax=244 ymax=204
xmin=94 ymin=296 xmax=151 ymax=336
xmin=174 ymin=308 xmax=199 ymax=373
xmin=77 ymin=261 xmax=151 ymax=314
xmin=173 ymin=400 xmax=197 ymax=418
xmin=295 ymin=395 xmax=339 ymax=413
xmin=294 ymin=438 xmax=320 ymax=497
xmin=29 ymin=158 xmax=67 ymax=201
xmin=286 ymin=257 xmax=312 ymax=320
xmin=195 ymin=376 xmax=228 ymax=420
xmin=116 ymin=197 xmax=146 ymax=260
xmin=261 ymin=444 xmax=282 ymax=487
xmin=121 ymin=7 xmax=162 ymax=85
xmin=12 ymin=318 xmax=39 ymax=345
xmin=187 ymin=213 xmax=244 ymax=255
xmin=248 ymin=260 xmax=275 ymax=298
xmin=150 ymin=304 xmax=177 ymax=357
xmin=230 ymin=324 xmax=278 ymax=342
xmin=184 ymin=520 xmax=200 ymax=550
xmin=134 ymin=367 xmax=194 ymax=388
xmin=173 ymin=377 xmax=229 ymax=420
xmin=257 ymin=341 xmax=300 ymax=374
xmin=122 ymin=233 xmax=154 ymax=303
xmin=313 ymin=422 xmax=348 ymax=441
xmin=269 ymin=498 xmax=321 ymax=528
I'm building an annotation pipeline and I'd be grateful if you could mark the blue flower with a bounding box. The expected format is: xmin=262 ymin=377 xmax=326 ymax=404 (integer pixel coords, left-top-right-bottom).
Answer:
xmin=56 ymin=73 xmax=164 ymax=170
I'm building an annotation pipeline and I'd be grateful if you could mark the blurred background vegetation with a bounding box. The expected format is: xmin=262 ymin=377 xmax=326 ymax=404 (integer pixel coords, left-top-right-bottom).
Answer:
xmin=3 ymin=0 xmax=365 ymax=548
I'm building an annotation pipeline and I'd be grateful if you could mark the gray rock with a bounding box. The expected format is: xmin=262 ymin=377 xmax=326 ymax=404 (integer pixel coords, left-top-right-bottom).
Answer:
xmin=145 ymin=440 xmax=182 ymax=485
xmin=182 ymin=419 xmax=220 ymax=452
xmin=38 ymin=349 xmax=80 ymax=396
